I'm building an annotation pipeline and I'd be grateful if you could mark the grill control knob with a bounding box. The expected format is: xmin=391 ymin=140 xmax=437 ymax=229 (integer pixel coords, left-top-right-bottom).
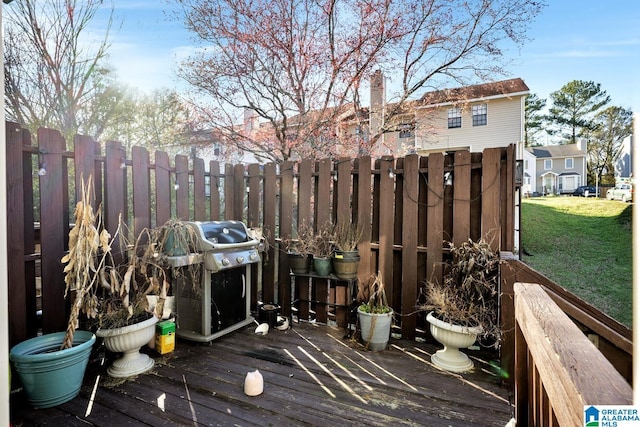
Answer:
xmin=221 ymin=258 xmax=230 ymax=266
xmin=249 ymin=252 xmax=258 ymax=261
xmin=236 ymin=256 xmax=245 ymax=263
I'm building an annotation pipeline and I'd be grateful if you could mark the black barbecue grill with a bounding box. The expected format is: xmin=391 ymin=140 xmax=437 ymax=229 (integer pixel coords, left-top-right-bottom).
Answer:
xmin=166 ymin=220 xmax=260 ymax=342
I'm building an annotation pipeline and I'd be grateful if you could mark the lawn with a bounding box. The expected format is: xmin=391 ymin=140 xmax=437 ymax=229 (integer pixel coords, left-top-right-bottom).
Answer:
xmin=520 ymin=196 xmax=633 ymax=327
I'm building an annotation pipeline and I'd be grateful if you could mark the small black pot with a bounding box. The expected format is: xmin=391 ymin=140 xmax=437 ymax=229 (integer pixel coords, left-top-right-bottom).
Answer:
xmin=258 ymin=304 xmax=280 ymax=328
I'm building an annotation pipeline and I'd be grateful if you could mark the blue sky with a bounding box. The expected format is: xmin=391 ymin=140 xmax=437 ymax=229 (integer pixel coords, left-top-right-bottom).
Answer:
xmin=96 ymin=0 xmax=639 ymax=113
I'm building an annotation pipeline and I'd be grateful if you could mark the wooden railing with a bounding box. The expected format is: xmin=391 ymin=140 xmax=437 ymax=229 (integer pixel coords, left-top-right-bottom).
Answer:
xmin=501 ymin=256 xmax=632 ymax=384
xmin=512 ymin=282 xmax=632 ymax=427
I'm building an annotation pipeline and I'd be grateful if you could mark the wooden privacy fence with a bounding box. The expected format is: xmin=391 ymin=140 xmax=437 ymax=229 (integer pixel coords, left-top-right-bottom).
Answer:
xmin=6 ymin=122 xmax=517 ymax=346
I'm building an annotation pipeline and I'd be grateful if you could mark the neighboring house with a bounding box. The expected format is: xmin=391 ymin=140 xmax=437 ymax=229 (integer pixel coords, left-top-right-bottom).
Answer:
xmin=188 ymin=76 xmax=530 ymax=165
xmin=614 ymin=134 xmax=633 ymax=179
xmin=346 ymin=76 xmax=529 ymax=157
xmin=521 ymin=149 xmax=537 ymax=195
xmin=526 ymin=142 xmax=588 ymax=195
xmin=409 ymin=78 xmax=529 ymax=156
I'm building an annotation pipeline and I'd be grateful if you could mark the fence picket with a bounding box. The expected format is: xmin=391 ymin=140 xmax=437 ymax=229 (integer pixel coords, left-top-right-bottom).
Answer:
xmin=38 ymin=128 xmax=68 ymax=333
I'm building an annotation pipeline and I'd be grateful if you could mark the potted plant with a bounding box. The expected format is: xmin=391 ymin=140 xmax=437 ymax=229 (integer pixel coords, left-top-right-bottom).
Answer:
xmin=420 ymin=238 xmax=501 ymax=372
xmin=332 ymin=220 xmax=363 ymax=280
xmin=283 ymin=221 xmax=315 ymax=274
xmin=93 ymin=221 xmax=176 ymax=378
xmin=310 ymin=221 xmax=335 ymax=276
xmin=357 ymin=271 xmax=393 ymax=351
xmin=9 ymin=178 xmax=106 ymax=407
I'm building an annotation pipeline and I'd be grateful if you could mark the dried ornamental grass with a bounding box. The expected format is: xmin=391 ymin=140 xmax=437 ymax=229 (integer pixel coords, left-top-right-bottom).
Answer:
xmin=61 ymin=178 xmax=119 ymax=350
xmin=359 ymin=271 xmax=392 ymax=314
xmin=61 ymin=178 xmax=175 ymax=348
xmin=421 ymin=238 xmax=501 ymax=349
xmin=333 ymin=220 xmax=363 ymax=252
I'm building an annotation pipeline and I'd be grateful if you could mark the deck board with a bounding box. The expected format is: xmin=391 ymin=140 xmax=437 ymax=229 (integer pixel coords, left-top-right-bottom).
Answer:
xmin=11 ymin=322 xmax=513 ymax=426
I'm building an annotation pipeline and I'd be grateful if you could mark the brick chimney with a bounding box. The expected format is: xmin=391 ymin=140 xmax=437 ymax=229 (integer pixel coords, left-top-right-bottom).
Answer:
xmin=243 ymin=108 xmax=258 ymax=133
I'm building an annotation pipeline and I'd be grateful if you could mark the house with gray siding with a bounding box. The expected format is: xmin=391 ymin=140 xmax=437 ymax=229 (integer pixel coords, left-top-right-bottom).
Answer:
xmin=526 ymin=142 xmax=588 ymax=195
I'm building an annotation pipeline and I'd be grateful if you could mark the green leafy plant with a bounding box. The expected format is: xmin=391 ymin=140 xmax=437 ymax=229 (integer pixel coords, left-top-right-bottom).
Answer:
xmin=420 ymin=238 xmax=501 ymax=348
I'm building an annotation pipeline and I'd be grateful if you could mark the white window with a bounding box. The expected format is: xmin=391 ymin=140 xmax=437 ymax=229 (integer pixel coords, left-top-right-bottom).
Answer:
xmin=544 ymin=159 xmax=552 ymax=170
xmin=565 ymin=158 xmax=574 ymax=169
xmin=398 ymin=123 xmax=414 ymax=139
xmin=472 ymin=103 xmax=487 ymax=126
xmin=448 ymin=107 xmax=462 ymax=128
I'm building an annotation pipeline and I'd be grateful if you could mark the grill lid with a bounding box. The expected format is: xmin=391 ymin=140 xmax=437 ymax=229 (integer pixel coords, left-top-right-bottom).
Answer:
xmin=188 ymin=221 xmax=258 ymax=251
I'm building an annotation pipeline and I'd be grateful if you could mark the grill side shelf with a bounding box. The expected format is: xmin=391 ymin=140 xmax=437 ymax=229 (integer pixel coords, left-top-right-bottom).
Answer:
xmin=164 ymin=253 xmax=204 ymax=268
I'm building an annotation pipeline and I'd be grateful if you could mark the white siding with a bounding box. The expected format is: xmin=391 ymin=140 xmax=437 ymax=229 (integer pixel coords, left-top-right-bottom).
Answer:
xmin=415 ymin=97 xmax=524 ymax=153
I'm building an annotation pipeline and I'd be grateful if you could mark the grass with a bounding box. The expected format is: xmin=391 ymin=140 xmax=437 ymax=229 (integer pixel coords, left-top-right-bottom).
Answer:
xmin=520 ymin=196 xmax=632 ymax=327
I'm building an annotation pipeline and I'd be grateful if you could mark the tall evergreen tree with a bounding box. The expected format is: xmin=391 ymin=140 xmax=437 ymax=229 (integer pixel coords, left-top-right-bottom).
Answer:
xmin=546 ymin=80 xmax=610 ymax=145
xmin=524 ymin=93 xmax=546 ymax=146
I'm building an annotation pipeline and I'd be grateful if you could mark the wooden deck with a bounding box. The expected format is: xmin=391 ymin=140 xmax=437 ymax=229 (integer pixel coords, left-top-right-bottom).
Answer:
xmin=11 ymin=322 xmax=513 ymax=426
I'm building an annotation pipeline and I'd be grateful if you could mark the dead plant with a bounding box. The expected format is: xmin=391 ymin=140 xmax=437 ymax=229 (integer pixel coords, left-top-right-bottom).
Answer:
xmin=333 ymin=220 xmax=363 ymax=252
xmin=420 ymin=238 xmax=501 ymax=348
xmin=359 ymin=271 xmax=391 ymax=314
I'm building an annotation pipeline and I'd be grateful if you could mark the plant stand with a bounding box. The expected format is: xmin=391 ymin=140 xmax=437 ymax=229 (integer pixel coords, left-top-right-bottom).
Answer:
xmin=426 ymin=312 xmax=482 ymax=372
xmin=97 ymin=316 xmax=158 ymax=378
xmin=290 ymin=272 xmax=358 ymax=333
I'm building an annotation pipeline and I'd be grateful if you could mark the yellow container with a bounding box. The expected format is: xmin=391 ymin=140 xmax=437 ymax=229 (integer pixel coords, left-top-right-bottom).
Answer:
xmin=156 ymin=332 xmax=175 ymax=354
xmin=155 ymin=320 xmax=176 ymax=354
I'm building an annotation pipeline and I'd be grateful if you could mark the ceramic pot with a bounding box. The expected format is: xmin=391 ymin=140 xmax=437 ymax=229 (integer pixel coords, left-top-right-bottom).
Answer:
xmin=426 ymin=312 xmax=483 ymax=372
xmin=10 ymin=331 xmax=95 ymax=408
xmin=258 ymin=303 xmax=280 ymax=328
xmin=313 ymin=257 xmax=332 ymax=276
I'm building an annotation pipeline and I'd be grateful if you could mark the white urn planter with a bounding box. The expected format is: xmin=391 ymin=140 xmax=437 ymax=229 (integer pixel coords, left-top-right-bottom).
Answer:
xmin=96 ymin=315 xmax=159 ymax=378
xmin=426 ymin=312 xmax=482 ymax=373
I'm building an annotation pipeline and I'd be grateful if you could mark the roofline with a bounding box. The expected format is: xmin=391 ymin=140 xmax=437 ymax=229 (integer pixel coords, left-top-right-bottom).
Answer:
xmin=415 ymin=90 xmax=529 ymax=110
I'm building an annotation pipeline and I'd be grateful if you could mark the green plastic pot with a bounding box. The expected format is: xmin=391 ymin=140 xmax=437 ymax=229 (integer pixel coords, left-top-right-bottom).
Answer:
xmin=10 ymin=331 xmax=96 ymax=408
xmin=313 ymin=257 xmax=332 ymax=276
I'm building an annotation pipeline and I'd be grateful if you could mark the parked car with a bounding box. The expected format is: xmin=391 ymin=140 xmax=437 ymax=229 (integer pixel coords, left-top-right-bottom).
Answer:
xmin=606 ymin=183 xmax=633 ymax=202
xmin=572 ymin=186 xmax=598 ymax=197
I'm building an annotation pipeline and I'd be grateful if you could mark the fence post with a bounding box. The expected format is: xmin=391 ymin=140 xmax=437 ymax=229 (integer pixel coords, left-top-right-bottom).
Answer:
xmin=6 ymin=123 xmax=28 ymax=344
